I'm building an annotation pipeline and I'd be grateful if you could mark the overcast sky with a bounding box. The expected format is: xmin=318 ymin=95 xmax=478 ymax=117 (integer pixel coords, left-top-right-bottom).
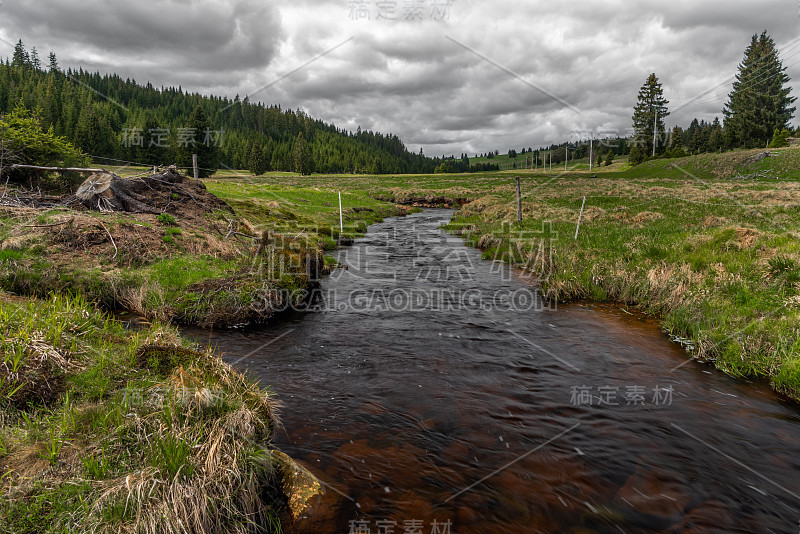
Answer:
xmin=1 ymin=0 xmax=799 ymax=156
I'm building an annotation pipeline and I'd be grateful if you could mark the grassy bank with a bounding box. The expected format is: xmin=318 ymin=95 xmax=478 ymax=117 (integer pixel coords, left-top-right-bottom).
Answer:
xmin=0 ymin=169 xmax=397 ymax=532
xmin=0 ymin=292 xmax=299 ymax=533
xmin=0 ymin=168 xmax=405 ymax=328
xmin=240 ymin=147 xmax=800 ymax=400
xmin=2 ymin=147 xmax=800 ymax=530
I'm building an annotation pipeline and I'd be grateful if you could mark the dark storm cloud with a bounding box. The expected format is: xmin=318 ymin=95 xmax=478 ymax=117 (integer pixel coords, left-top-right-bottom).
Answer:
xmin=1 ymin=0 xmax=281 ymax=75
xmin=1 ymin=0 xmax=798 ymax=155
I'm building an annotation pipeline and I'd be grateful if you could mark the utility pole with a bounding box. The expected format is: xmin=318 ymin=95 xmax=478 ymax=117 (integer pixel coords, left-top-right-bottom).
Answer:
xmin=339 ymin=192 xmax=344 ymax=234
xmin=565 ymin=147 xmax=568 ymax=172
xmin=652 ymin=110 xmax=658 ymax=158
xmin=589 ymin=138 xmax=593 ymax=172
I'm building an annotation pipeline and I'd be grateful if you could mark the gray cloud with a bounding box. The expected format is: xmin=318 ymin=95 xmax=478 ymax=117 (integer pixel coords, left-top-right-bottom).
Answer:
xmin=1 ymin=0 xmax=798 ymax=156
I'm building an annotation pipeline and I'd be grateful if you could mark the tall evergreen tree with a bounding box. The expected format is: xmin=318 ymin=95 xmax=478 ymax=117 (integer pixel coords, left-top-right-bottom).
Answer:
xmin=74 ymin=105 xmax=114 ymax=156
xmin=30 ymin=48 xmax=40 ymax=71
xmin=12 ymin=40 xmax=29 ymax=69
xmin=177 ymin=105 xmax=218 ymax=178
xmin=248 ymin=142 xmax=268 ymax=176
xmin=723 ymin=31 xmax=796 ymax=148
xmin=293 ymin=132 xmax=312 ymax=175
xmin=48 ymin=52 xmax=59 ymax=73
xmin=140 ymin=115 xmax=168 ymax=166
xmin=669 ymin=126 xmax=683 ymax=150
xmin=631 ymin=73 xmax=669 ymax=158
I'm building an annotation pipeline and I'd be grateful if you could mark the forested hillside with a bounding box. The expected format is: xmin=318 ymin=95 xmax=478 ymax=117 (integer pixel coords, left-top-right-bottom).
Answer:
xmin=0 ymin=41 xmax=439 ymax=175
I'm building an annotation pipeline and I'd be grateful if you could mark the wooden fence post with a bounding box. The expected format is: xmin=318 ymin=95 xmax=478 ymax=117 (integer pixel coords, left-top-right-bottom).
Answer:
xmin=192 ymin=154 xmax=198 ymax=180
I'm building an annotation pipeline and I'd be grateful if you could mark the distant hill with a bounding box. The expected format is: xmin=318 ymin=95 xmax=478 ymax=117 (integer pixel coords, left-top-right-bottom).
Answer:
xmin=0 ymin=43 xmax=440 ymax=175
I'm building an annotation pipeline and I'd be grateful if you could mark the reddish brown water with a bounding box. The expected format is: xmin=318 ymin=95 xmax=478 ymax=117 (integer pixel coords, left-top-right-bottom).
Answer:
xmin=187 ymin=209 xmax=800 ymax=534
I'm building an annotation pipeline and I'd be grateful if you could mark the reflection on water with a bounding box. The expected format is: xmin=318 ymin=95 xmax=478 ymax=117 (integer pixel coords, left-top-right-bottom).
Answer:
xmin=186 ymin=209 xmax=800 ymax=534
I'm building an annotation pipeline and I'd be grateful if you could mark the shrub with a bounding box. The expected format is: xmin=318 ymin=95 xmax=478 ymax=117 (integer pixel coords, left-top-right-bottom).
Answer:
xmin=628 ymin=146 xmax=646 ymax=166
xmin=0 ymin=103 xmax=90 ymax=189
xmin=156 ymin=213 xmax=177 ymax=226
xmin=769 ymin=128 xmax=791 ymax=148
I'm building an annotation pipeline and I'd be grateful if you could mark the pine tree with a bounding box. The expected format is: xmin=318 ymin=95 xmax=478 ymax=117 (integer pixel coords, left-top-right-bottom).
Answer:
xmin=723 ymin=31 xmax=796 ymax=148
xmin=48 ymin=52 xmax=59 ymax=73
xmin=177 ymin=105 xmax=218 ymax=178
xmin=140 ymin=114 xmax=167 ymax=166
xmin=631 ymin=73 xmax=669 ymax=159
xmin=30 ymin=48 xmax=41 ymax=71
xmin=293 ymin=132 xmax=312 ymax=175
xmin=248 ymin=142 xmax=268 ymax=176
xmin=669 ymin=126 xmax=683 ymax=150
xmin=74 ymin=105 xmax=114 ymax=156
xmin=708 ymin=118 xmax=724 ymax=152
xmin=12 ymin=40 xmax=30 ymax=69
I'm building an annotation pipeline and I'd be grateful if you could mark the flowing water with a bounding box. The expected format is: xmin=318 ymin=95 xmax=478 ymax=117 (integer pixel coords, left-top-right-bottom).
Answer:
xmin=186 ymin=209 xmax=800 ymax=533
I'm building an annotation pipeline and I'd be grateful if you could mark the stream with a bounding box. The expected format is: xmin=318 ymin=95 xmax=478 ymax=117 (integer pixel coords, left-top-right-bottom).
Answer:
xmin=186 ymin=209 xmax=800 ymax=533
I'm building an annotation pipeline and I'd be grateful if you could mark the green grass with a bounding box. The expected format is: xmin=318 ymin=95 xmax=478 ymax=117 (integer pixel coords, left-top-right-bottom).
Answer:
xmin=468 ymin=151 xmax=630 ymax=172
xmin=0 ymin=167 xmax=407 ymax=328
xmin=0 ymin=293 xmax=287 ymax=533
xmin=218 ymin=147 xmax=800 ymax=401
xmin=156 ymin=213 xmax=177 ymax=226
xmin=0 ymin=249 xmax=24 ymax=262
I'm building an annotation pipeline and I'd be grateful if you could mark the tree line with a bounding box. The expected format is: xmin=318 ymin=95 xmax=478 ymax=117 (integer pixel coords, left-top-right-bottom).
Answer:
xmin=629 ymin=31 xmax=796 ymax=165
xmin=1 ymin=40 xmax=453 ymax=176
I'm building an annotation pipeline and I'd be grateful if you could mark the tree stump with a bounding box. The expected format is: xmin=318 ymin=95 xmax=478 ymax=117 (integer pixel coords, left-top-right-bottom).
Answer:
xmin=75 ymin=169 xmax=181 ymax=213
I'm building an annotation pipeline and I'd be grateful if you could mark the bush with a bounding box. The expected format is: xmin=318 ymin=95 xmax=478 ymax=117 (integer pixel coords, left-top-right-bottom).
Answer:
xmin=434 ymin=162 xmax=455 ymax=174
xmin=157 ymin=214 xmax=177 ymax=226
xmin=628 ymin=146 xmax=646 ymax=166
xmin=769 ymin=128 xmax=791 ymax=148
xmin=0 ymin=103 xmax=90 ymax=188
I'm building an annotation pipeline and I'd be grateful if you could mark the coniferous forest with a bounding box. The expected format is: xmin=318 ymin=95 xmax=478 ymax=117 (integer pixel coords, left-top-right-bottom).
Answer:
xmin=0 ymin=40 xmax=441 ymax=176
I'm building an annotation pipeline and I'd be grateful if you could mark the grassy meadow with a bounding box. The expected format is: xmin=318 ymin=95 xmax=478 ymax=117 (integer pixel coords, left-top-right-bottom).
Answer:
xmin=211 ymin=146 xmax=800 ymax=400
xmin=0 ymin=166 xmax=404 ymax=328
xmin=4 ymin=145 xmax=800 ymax=533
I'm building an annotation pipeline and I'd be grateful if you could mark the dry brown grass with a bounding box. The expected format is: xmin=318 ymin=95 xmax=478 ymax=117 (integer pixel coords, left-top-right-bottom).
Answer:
xmin=53 ymin=347 xmax=288 ymax=534
xmin=734 ymin=227 xmax=763 ymax=249
xmin=0 ymin=332 xmax=83 ymax=405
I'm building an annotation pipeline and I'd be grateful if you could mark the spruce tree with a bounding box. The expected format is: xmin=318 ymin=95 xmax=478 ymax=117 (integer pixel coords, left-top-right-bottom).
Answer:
xmin=631 ymin=73 xmax=669 ymax=159
xmin=48 ymin=52 xmax=59 ymax=73
xmin=293 ymin=132 xmax=312 ymax=175
xmin=723 ymin=32 xmax=796 ymax=149
xmin=177 ymin=105 xmax=218 ymax=178
xmin=30 ymin=48 xmax=41 ymax=71
xmin=669 ymin=126 xmax=683 ymax=150
xmin=12 ymin=40 xmax=29 ymax=69
xmin=248 ymin=142 xmax=268 ymax=176
xmin=140 ymin=114 xmax=167 ymax=166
